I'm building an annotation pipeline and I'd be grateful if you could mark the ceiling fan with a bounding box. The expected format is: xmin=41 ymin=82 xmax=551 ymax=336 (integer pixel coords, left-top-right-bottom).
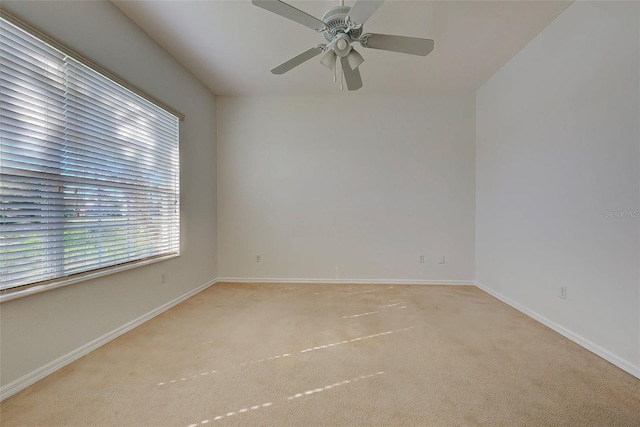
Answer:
xmin=252 ymin=0 xmax=434 ymax=91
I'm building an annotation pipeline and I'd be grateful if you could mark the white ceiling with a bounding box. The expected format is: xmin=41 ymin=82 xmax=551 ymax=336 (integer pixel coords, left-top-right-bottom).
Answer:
xmin=112 ymin=0 xmax=572 ymax=96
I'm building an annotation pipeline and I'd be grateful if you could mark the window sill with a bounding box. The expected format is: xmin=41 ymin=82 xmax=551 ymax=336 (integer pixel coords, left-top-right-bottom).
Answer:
xmin=0 ymin=254 xmax=179 ymax=303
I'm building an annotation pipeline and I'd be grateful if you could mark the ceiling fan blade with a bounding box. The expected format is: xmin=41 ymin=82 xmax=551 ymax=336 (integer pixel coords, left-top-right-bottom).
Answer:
xmin=346 ymin=0 xmax=384 ymax=25
xmin=271 ymin=45 xmax=325 ymax=75
xmin=362 ymin=33 xmax=434 ymax=56
xmin=340 ymin=56 xmax=363 ymax=91
xmin=252 ymin=0 xmax=326 ymax=31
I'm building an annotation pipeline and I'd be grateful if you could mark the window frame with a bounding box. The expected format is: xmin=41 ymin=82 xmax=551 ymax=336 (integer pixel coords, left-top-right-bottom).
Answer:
xmin=0 ymin=8 xmax=184 ymax=303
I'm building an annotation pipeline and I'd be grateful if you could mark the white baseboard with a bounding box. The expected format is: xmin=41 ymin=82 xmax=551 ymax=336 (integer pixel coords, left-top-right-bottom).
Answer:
xmin=217 ymin=277 xmax=474 ymax=286
xmin=0 ymin=279 xmax=217 ymax=402
xmin=474 ymin=281 xmax=640 ymax=379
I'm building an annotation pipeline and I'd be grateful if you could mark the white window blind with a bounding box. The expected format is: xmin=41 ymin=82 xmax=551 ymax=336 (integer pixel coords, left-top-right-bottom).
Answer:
xmin=0 ymin=16 xmax=180 ymax=292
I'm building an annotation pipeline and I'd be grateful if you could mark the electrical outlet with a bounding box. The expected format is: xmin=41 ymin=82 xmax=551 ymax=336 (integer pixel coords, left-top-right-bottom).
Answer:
xmin=559 ymin=286 xmax=567 ymax=299
xmin=419 ymin=255 xmax=425 ymax=264
xmin=438 ymin=256 xmax=446 ymax=264
xmin=256 ymin=255 xmax=261 ymax=263
xmin=160 ymin=272 xmax=166 ymax=284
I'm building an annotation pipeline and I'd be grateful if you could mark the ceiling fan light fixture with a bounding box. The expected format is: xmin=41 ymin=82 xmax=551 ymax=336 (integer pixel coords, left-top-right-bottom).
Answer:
xmin=346 ymin=49 xmax=364 ymax=70
xmin=333 ymin=33 xmax=352 ymax=57
xmin=320 ymin=49 xmax=337 ymax=70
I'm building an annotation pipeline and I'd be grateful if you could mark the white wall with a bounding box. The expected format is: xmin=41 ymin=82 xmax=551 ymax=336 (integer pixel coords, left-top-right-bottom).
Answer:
xmin=476 ymin=0 xmax=640 ymax=375
xmin=0 ymin=0 xmax=217 ymax=391
xmin=217 ymin=94 xmax=476 ymax=283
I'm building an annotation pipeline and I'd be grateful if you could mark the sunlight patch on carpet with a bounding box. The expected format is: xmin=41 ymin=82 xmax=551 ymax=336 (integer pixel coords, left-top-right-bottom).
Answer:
xmin=300 ymin=327 xmax=414 ymax=353
xmin=187 ymin=402 xmax=273 ymax=426
xmin=287 ymin=371 xmax=385 ymax=401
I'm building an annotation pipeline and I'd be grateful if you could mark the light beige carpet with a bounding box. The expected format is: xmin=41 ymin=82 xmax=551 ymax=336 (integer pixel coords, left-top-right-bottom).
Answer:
xmin=1 ymin=283 xmax=639 ymax=426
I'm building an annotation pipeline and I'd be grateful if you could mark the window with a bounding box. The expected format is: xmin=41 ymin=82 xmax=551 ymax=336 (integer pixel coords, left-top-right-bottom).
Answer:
xmin=0 ymin=13 xmax=181 ymax=293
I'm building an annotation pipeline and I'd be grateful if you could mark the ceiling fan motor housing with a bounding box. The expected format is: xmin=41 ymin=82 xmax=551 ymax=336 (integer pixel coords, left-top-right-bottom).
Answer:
xmin=321 ymin=6 xmax=363 ymax=42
